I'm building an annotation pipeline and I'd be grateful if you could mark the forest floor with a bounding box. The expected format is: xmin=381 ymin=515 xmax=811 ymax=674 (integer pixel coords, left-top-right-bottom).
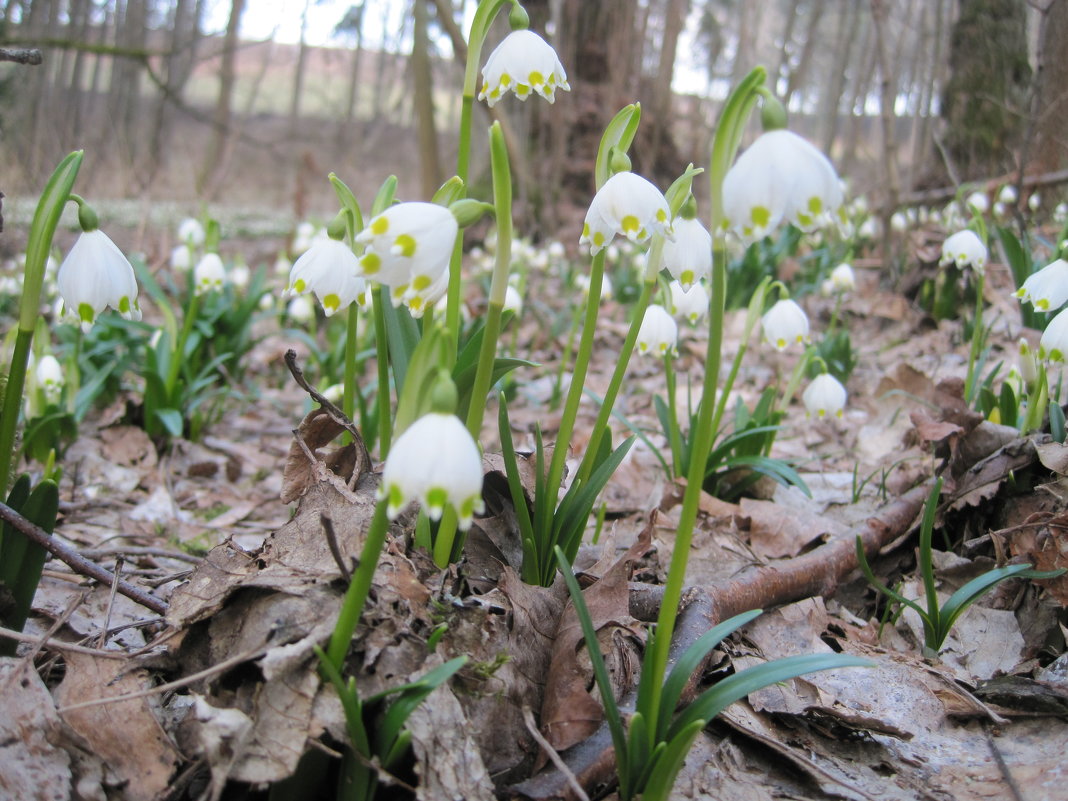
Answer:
xmin=3 ymin=221 xmax=1068 ymax=801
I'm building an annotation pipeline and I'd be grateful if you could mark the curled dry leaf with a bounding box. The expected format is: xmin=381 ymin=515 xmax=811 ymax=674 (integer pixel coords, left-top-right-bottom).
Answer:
xmin=280 ymin=407 xmax=372 ymax=504
xmin=0 ymin=658 xmax=72 ymax=800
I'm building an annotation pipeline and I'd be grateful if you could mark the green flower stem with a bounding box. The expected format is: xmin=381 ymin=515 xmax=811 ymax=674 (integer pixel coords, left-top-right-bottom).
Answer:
xmin=664 ymin=353 xmax=682 ymax=478
xmin=552 ymin=306 xmax=582 ymax=410
xmin=644 ymin=68 xmax=766 ymax=724
xmin=343 ymin=302 xmax=359 ymax=422
xmin=446 ymin=0 xmax=514 ymax=346
xmin=431 ymin=506 xmax=463 ymax=568
xmin=372 ymin=285 xmax=393 ymax=459
xmin=0 ymin=151 xmax=83 ymax=498
xmin=964 ymin=272 xmax=985 ymax=403
xmin=326 ymin=501 xmax=390 ymax=669
xmin=465 ymin=121 xmax=513 ymax=440
xmin=575 ymin=237 xmax=664 ymax=485
xmin=165 ymin=291 xmax=200 ymax=401
xmin=540 ymin=251 xmax=607 ymax=537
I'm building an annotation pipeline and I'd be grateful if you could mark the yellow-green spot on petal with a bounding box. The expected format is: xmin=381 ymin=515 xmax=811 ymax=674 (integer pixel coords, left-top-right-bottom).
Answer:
xmin=1037 ymin=299 xmax=1050 ymax=310
xmin=387 ymin=484 xmax=404 ymax=516
xmin=1052 ymin=348 xmax=1064 ymax=362
xmin=323 ymin=293 xmax=341 ymax=313
xmin=796 ymin=212 xmax=813 ymax=226
xmin=395 ymin=233 xmax=417 ymax=257
xmin=78 ymin=303 xmax=95 ymax=326
xmin=293 ymin=278 xmax=307 ymax=292
xmin=411 ymin=274 xmax=432 ymax=291
xmin=529 ymin=70 xmax=545 ymax=87
xmin=808 ymin=196 xmax=823 ymax=215
xmin=681 ymin=270 xmax=694 ymax=285
xmin=750 ymin=206 xmax=771 ymax=228
xmin=426 ymin=487 xmax=447 ymax=519
xmin=621 ymin=214 xmax=641 ymax=234
xmin=371 ymin=217 xmax=389 ymax=235
xmin=500 ymin=73 xmax=512 ymax=87
xmin=592 ymin=231 xmax=606 ymax=247
xmin=408 ymin=297 xmax=424 ymax=312
xmin=656 ymin=208 xmax=668 ymax=223
xmin=118 ymin=296 xmax=131 ymax=314
xmin=582 ymin=222 xmax=591 ymax=237
xmin=1014 ymin=288 xmax=1027 ymax=298
xmin=361 ymin=252 xmax=381 ymax=274
xmin=776 ymin=337 xmax=786 ymax=349
xmin=516 ymin=84 xmax=531 ymax=98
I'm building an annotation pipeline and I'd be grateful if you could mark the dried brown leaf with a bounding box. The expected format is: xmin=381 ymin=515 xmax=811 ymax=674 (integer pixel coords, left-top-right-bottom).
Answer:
xmin=55 ymin=653 xmax=179 ymax=801
xmin=0 ymin=658 xmax=72 ymax=801
xmin=280 ymin=408 xmax=371 ymax=504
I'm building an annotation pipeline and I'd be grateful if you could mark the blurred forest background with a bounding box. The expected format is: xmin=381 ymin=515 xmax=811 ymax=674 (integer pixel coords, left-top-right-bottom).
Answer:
xmin=1 ymin=0 xmax=1067 ymax=239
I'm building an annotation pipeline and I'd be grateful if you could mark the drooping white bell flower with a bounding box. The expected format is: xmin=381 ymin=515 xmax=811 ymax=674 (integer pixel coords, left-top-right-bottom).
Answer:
xmin=356 ymin=202 xmax=458 ymax=303
xmin=35 ymin=354 xmax=64 ymax=405
xmin=503 ymin=283 xmax=523 ymax=316
xmin=402 ymin=261 xmax=450 ymax=318
xmin=479 ymin=29 xmax=570 ymax=107
xmin=662 ymin=216 xmax=711 ymax=290
xmin=668 ymin=280 xmax=709 ymax=326
xmin=580 ymin=172 xmax=672 ymax=256
xmin=170 ymin=244 xmax=193 ymax=271
xmin=286 ymin=293 xmax=316 ymax=323
xmin=1018 ymin=338 xmax=1038 ymax=387
xmin=1028 ymin=193 xmax=1041 ymax=212
xmin=637 ymin=304 xmax=678 ymax=358
xmin=378 ymin=412 xmax=485 ymax=530
xmin=761 ymin=299 xmax=809 ymax=350
xmin=965 ymin=191 xmax=989 ymax=214
xmin=803 ymin=373 xmax=847 ymax=418
xmin=998 ymin=185 xmax=1018 ymax=205
xmin=177 ymin=217 xmax=206 ymax=247
xmin=827 ymin=262 xmax=856 ymax=294
xmin=721 ymin=130 xmax=843 ymax=243
xmin=194 ymin=253 xmax=226 ymax=296
xmin=940 ymin=229 xmax=988 ymax=273
xmin=575 ymin=271 xmax=613 ymax=303
xmin=1016 ymin=258 xmax=1068 ymax=312
xmin=57 ymin=229 xmax=141 ymax=333
xmin=286 ymin=237 xmax=367 ymax=316
xmin=890 ymin=211 xmax=909 ymax=233
xmin=1040 ymin=307 xmax=1068 ymax=362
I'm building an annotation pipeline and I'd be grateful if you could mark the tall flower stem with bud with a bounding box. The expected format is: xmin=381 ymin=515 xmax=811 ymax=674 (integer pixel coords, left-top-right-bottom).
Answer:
xmin=0 ymin=151 xmax=82 ymax=497
xmin=645 ymin=67 xmax=767 ymax=730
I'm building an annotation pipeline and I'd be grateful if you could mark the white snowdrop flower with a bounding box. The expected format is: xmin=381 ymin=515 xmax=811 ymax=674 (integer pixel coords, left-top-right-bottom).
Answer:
xmin=1029 ymin=193 xmax=1041 ymax=212
xmin=402 ymin=262 xmax=449 ymax=318
xmin=1040 ymin=307 xmax=1068 ymax=362
xmin=35 ymin=355 xmax=64 ymax=405
xmin=377 ymin=412 xmax=485 ymax=529
xmin=177 ymin=217 xmax=205 ymax=247
xmin=287 ymin=237 xmax=367 ymax=316
xmin=194 ymin=253 xmax=226 ymax=296
xmin=547 ymin=240 xmax=566 ymax=260
xmin=890 ymin=211 xmax=908 ymax=232
xmin=761 ymin=299 xmax=809 ymax=350
xmin=479 ymin=29 xmax=570 ymax=107
xmin=274 ymin=253 xmax=292 ymax=276
xmin=966 ymin=191 xmax=989 ymax=214
xmin=722 ymin=129 xmax=843 ymax=243
xmin=942 ymin=202 xmax=965 ymax=230
xmin=993 ymin=201 xmax=1009 ymax=220
xmin=940 ymin=229 xmax=988 ymax=273
xmin=857 ymin=217 xmax=879 ymax=240
xmin=662 ymin=216 xmax=711 ymax=289
xmin=57 ymin=229 xmax=141 ymax=333
xmin=668 ymin=280 xmax=709 ymax=326
xmin=1016 ymin=258 xmax=1068 ymax=312
xmin=170 ymin=244 xmax=193 ymax=272
xmin=230 ymin=263 xmax=250 ymax=290
xmin=580 ymin=172 xmax=672 ymax=256
xmin=803 ymin=373 xmax=847 ymax=418
xmin=636 ymin=304 xmax=678 ymax=357
xmin=292 ymin=221 xmax=318 ymax=255
xmin=356 ymin=202 xmax=458 ymax=304
xmin=321 ymin=383 xmax=344 ymax=404
xmin=605 ymin=243 xmax=621 ymax=263
xmin=1054 ymin=202 xmax=1067 ymax=223
xmin=998 ymin=185 xmax=1018 ymax=205
xmin=575 ymin=271 xmax=612 ymax=303
xmin=1018 ymin=338 xmax=1038 ymax=387
xmin=503 ymin=283 xmax=523 ymax=316
xmin=828 ymin=262 xmax=856 ymax=294
xmin=286 ymin=293 xmax=316 ymax=323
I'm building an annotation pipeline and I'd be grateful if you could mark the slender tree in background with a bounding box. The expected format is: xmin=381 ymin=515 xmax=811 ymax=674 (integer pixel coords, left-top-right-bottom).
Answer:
xmin=198 ymin=0 xmax=246 ymax=196
xmin=335 ymin=2 xmax=367 ymax=146
xmin=1030 ymin=0 xmax=1068 ymax=175
xmin=939 ymin=0 xmax=1031 ymax=181
xmin=412 ymin=0 xmax=441 ymax=198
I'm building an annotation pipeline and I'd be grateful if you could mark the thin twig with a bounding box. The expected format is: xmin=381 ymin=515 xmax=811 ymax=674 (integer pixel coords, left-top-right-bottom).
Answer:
xmin=321 ymin=513 xmax=352 ymax=582
xmin=0 ymin=625 xmax=127 ymax=659
xmin=0 ymin=501 xmax=168 ymax=616
xmin=522 ymin=706 xmax=590 ymax=801
xmin=984 ymin=721 xmax=1025 ymax=801
xmin=57 ymin=644 xmax=271 ymax=713
xmin=0 ymin=47 xmax=42 ymax=64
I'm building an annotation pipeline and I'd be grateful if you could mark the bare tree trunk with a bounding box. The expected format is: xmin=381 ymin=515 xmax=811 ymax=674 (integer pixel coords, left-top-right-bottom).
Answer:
xmin=774 ymin=0 xmax=803 ymax=93
xmin=288 ymin=0 xmax=311 ymax=138
xmin=819 ymin=0 xmax=861 ymax=155
xmin=1028 ymin=0 xmax=1068 ymax=175
xmin=411 ymin=0 xmax=441 ymax=198
xmin=337 ymin=4 xmax=367 ymax=146
xmin=647 ymin=0 xmax=688 ymax=168
xmin=784 ymin=0 xmax=826 ymax=108
xmin=842 ymin=11 xmax=877 ymax=177
xmin=198 ymin=0 xmax=246 ymax=194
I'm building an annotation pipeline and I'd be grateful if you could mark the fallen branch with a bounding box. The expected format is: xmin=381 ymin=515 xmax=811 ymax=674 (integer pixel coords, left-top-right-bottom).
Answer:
xmin=0 ymin=501 xmax=168 ymax=616
xmin=0 ymin=47 xmax=42 ymax=65
xmin=509 ymin=479 xmax=934 ymax=800
xmin=898 ymin=168 xmax=1068 ymax=208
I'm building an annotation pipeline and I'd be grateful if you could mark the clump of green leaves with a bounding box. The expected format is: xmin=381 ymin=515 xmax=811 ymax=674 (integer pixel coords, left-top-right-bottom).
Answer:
xmin=856 ymin=476 xmax=1064 ymax=658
